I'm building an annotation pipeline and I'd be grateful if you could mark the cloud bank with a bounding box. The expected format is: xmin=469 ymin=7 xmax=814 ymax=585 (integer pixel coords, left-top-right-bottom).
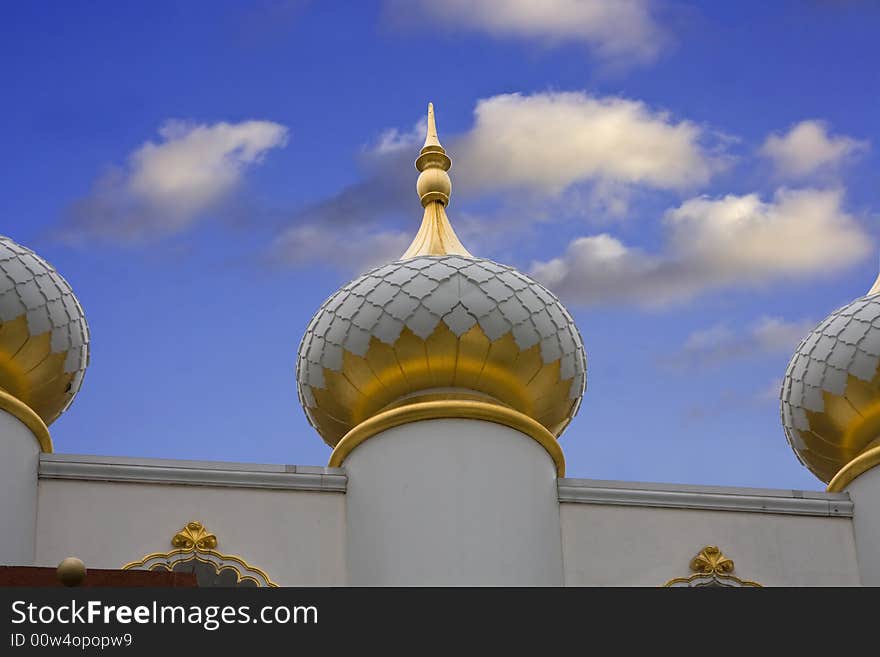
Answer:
xmin=274 ymin=90 xmax=726 ymax=270
xmin=675 ymin=317 xmax=816 ymax=368
xmin=530 ymin=188 xmax=870 ymax=307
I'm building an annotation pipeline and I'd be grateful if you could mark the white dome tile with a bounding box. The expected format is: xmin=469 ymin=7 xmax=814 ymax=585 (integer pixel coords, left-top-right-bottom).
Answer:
xmin=825 ymin=314 xmax=850 ymax=336
xmin=343 ymin=326 xmax=372 ymax=357
xmin=854 ymin=303 xmax=880 ymax=322
xmin=1 ymin=258 xmax=33 ymax=284
xmin=323 ymin=320 xmax=349 ymax=348
xmin=461 ymin=287 xmax=496 ymax=317
xmin=792 ymin=406 xmax=810 ymax=432
xmin=351 ymin=302 xmax=383 ymax=332
xmin=401 ymin=273 xmax=439 ymax=298
xmin=336 ymin=294 xmax=365 ymax=320
xmin=512 ymin=321 xmax=541 ymax=350
xmin=822 ymin=366 xmax=848 ymax=395
xmin=838 ymin=319 xmax=871 ymax=345
xmin=385 ymin=265 xmax=420 ymax=286
xmin=802 ymin=358 xmax=827 ymax=388
xmin=850 ymin=349 xmax=880 ymax=381
xmin=369 ymin=281 xmax=399 ymax=307
xmin=407 ymin=306 xmax=441 ymax=340
xmin=50 ymin=326 xmax=69 ymax=352
xmin=540 ymin=336 xmax=562 ymax=362
xmin=420 ymin=278 xmax=458 ymax=316
xmin=497 ymin=297 xmax=530 ymax=326
xmin=531 ymin=308 xmax=556 ymax=338
xmin=859 ymin=328 xmax=880 ymax=357
xmin=322 ymin=342 xmax=344 ymax=370
xmin=373 ymin=313 xmax=405 ymax=344
xmin=811 ymin=335 xmax=836 ymax=361
xmin=442 ymin=304 xmax=477 ymax=336
xmin=478 ymin=307 xmax=511 ymax=341
xmin=516 ymin=287 xmax=544 ymax=313
xmin=423 ymin=261 xmax=457 ymax=280
xmin=0 ymin=290 xmax=26 ymax=321
xmin=459 ymin=263 xmax=493 ymax=283
xmin=826 ymin=341 xmax=857 ymax=370
xmin=559 ymin=353 xmax=576 ymax=380
xmin=301 ymin=385 xmax=316 ymax=408
xmin=801 ymin=384 xmax=825 ymax=412
xmin=482 ymin=277 xmax=515 ymax=302
xmin=26 ymin=307 xmax=52 ymax=335
xmin=385 ymin=292 xmax=420 ymax=321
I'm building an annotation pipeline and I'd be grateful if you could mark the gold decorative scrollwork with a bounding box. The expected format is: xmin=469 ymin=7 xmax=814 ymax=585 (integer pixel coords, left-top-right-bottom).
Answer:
xmin=122 ymin=521 xmax=277 ymax=587
xmin=171 ymin=521 xmax=217 ymax=551
xmin=664 ymin=545 xmax=761 ymax=587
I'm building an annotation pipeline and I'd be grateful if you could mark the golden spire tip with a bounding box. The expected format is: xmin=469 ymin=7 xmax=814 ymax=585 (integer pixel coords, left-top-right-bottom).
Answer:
xmin=424 ymin=102 xmax=441 ymax=151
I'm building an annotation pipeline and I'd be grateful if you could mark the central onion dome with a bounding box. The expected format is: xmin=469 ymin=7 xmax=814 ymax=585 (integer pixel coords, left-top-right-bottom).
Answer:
xmin=781 ymin=272 xmax=880 ymax=489
xmin=296 ymin=104 xmax=587 ymax=469
xmin=0 ymin=235 xmax=90 ymax=450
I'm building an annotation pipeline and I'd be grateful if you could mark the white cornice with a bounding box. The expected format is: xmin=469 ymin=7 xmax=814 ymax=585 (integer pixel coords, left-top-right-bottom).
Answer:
xmin=39 ymin=453 xmax=347 ymax=492
xmin=557 ymin=478 xmax=853 ymax=517
xmin=39 ymin=454 xmax=853 ymax=516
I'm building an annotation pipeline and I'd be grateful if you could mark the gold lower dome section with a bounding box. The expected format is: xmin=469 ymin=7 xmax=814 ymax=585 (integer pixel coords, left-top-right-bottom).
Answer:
xmin=795 ymin=368 xmax=880 ymax=484
xmin=0 ymin=314 xmax=78 ymax=428
xmin=302 ymin=321 xmax=580 ymax=448
xmin=328 ymin=398 xmax=565 ymax=477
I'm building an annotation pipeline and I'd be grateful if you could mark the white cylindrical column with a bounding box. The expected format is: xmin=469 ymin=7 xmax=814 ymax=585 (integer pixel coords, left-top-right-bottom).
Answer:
xmin=0 ymin=407 xmax=42 ymax=566
xmin=342 ymin=417 xmax=564 ymax=586
xmin=838 ymin=455 xmax=880 ymax=586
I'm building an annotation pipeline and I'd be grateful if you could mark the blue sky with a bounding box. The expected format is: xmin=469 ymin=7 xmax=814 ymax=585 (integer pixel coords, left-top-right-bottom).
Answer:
xmin=2 ymin=0 xmax=878 ymax=490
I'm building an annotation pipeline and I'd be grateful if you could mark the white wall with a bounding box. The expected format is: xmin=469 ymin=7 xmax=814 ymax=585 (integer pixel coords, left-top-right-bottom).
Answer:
xmin=344 ymin=418 xmax=564 ymax=586
xmin=0 ymin=411 xmax=39 ymax=566
xmin=845 ymin=467 xmax=880 ymax=586
xmin=35 ymin=480 xmax=346 ymax=586
xmin=560 ymin=502 xmax=860 ymax=586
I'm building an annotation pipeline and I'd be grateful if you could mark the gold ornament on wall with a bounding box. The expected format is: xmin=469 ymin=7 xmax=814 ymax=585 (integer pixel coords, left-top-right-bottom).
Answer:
xmin=122 ymin=521 xmax=276 ymax=587
xmin=171 ymin=521 xmax=217 ymax=551
xmin=663 ymin=545 xmax=761 ymax=587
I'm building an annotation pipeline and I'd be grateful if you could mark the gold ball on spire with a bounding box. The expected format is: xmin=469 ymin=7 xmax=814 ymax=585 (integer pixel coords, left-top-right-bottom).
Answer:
xmin=415 ymin=102 xmax=453 ymax=207
xmin=416 ymin=168 xmax=451 ymax=207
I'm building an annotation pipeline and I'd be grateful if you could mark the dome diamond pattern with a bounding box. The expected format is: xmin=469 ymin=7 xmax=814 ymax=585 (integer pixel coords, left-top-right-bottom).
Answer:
xmin=297 ymin=255 xmax=587 ymax=446
xmin=0 ymin=235 xmax=90 ymax=425
xmin=781 ymin=293 xmax=880 ymax=483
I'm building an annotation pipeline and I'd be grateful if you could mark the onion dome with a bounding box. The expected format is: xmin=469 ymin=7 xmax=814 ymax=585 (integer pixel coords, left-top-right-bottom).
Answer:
xmin=781 ymin=272 xmax=880 ymax=488
xmin=0 ymin=235 xmax=90 ymax=450
xmin=296 ymin=104 xmax=587 ymax=472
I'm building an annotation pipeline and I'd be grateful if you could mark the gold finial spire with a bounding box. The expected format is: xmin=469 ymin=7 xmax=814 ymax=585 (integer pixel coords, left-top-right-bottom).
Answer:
xmin=423 ymin=102 xmax=442 ymax=151
xmin=401 ymin=102 xmax=472 ymax=259
xmin=869 ymin=258 xmax=880 ymax=296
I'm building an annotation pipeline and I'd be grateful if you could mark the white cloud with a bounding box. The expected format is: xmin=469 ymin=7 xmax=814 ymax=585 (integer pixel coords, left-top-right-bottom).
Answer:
xmin=272 ymin=223 xmax=412 ymax=274
xmin=760 ymin=120 xmax=867 ymax=178
xmin=386 ymin=0 xmax=668 ymax=65
xmin=65 ymin=120 xmax=288 ymax=242
xmin=372 ymin=117 xmax=427 ymax=155
xmin=530 ymin=188 xmax=871 ymax=306
xmin=454 ymin=93 xmax=723 ymax=197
